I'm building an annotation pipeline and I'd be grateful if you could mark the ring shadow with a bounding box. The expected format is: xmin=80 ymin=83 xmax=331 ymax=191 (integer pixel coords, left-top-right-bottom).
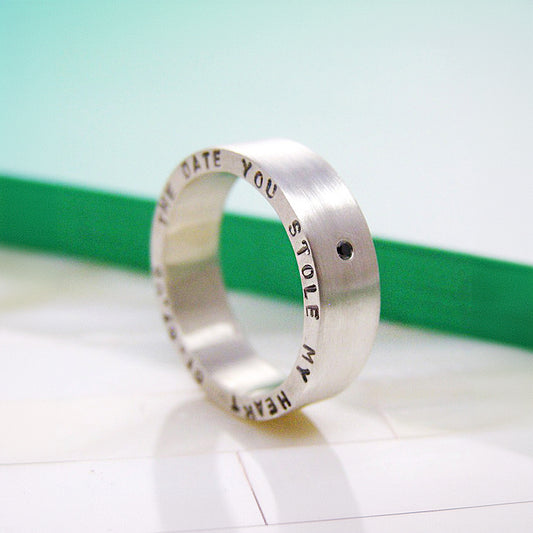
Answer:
xmin=153 ymin=397 xmax=365 ymax=530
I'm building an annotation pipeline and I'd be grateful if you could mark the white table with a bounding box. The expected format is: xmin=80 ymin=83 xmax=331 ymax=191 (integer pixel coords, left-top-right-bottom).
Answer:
xmin=1 ymin=246 xmax=532 ymax=532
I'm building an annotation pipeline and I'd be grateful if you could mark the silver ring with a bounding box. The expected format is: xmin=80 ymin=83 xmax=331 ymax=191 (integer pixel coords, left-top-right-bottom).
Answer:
xmin=151 ymin=139 xmax=380 ymax=420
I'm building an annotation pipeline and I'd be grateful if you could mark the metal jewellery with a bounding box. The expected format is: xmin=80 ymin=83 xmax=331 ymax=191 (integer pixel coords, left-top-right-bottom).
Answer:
xmin=151 ymin=139 xmax=380 ymax=420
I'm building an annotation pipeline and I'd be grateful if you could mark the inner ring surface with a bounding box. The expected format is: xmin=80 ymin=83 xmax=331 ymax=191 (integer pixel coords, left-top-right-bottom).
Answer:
xmin=162 ymin=171 xmax=286 ymax=396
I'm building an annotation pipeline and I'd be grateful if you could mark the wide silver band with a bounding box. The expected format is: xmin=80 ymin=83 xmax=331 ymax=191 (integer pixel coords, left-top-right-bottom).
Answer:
xmin=150 ymin=139 xmax=380 ymax=420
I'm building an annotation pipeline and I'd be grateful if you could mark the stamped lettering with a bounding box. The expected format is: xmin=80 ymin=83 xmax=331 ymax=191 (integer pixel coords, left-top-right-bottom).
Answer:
xmin=297 ymin=366 xmax=311 ymax=383
xmin=229 ymin=389 xmax=293 ymax=419
xmin=288 ymin=220 xmax=301 ymax=237
xmin=301 ymin=344 xmax=316 ymax=364
xmin=182 ymin=150 xmax=223 ymax=179
xmin=303 ymin=284 xmax=317 ymax=299
xmin=296 ymin=345 xmax=317 ymax=383
xmin=242 ymin=158 xmax=252 ymax=177
xmin=254 ymin=170 xmax=264 ymax=188
xmin=305 ymin=305 xmax=320 ymax=320
xmin=243 ymin=405 xmax=255 ymax=420
xmin=265 ymin=179 xmax=277 ymax=198
xmin=231 ymin=395 xmax=240 ymax=412
xmin=265 ymin=396 xmax=278 ymax=416
xmin=296 ymin=240 xmax=310 ymax=255
xmin=254 ymin=400 xmax=264 ymax=416
xmin=301 ymin=264 xmax=314 ymax=279
xmin=156 ymin=183 xmax=175 ymax=225
xmin=192 ymin=155 xmax=201 ymax=172
xmin=277 ymin=390 xmax=292 ymax=410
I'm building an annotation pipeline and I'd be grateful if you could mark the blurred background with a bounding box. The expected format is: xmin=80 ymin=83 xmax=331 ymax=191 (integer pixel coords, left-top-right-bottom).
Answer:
xmin=1 ymin=0 xmax=532 ymax=264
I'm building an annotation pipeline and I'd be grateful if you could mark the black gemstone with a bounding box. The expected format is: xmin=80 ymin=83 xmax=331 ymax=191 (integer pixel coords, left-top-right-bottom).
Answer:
xmin=337 ymin=240 xmax=354 ymax=260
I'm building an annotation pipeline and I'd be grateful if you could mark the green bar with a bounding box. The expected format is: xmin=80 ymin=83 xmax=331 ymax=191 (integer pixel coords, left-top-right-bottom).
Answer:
xmin=0 ymin=175 xmax=152 ymax=270
xmin=1 ymin=174 xmax=532 ymax=350
xmin=221 ymin=215 xmax=533 ymax=350
xmin=375 ymin=240 xmax=532 ymax=349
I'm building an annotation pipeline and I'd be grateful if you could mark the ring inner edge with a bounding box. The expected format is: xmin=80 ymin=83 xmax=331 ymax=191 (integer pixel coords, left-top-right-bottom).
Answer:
xmin=162 ymin=171 xmax=286 ymax=396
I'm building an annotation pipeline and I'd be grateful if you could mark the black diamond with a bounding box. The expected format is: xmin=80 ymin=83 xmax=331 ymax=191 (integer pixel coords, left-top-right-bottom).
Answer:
xmin=336 ymin=240 xmax=354 ymax=260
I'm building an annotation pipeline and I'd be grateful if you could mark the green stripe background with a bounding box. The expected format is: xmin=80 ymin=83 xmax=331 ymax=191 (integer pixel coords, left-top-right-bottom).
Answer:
xmin=1 ymin=175 xmax=531 ymax=350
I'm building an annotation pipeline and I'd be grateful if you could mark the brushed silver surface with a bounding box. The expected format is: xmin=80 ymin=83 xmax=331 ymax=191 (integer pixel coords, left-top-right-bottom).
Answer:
xmin=151 ymin=139 xmax=380 ymax=420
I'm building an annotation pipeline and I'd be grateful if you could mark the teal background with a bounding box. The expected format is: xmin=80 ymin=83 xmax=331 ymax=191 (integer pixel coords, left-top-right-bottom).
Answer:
xmin=1 ymin=2 xmax=532 ymax=349
xmin=1 ymin=1 xmax=532 ymax=263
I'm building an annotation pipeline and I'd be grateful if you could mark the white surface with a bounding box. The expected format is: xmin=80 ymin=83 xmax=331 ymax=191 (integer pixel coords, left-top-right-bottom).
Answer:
xmin=199 ymin=502 xmax=533 ymax=533
xmin=241 ymin=438 xmax=533 ymax=524
xmin=1 ymin=2 xmax=532 ymax=264
xmin=0 ymin=455 xmax=263 ymax=533
xmin=0 ymin=246 xmax=532 ymax=532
